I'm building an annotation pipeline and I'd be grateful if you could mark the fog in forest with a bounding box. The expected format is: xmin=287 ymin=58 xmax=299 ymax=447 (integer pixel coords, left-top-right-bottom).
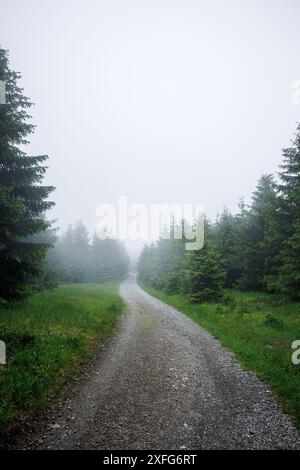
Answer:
xmin=1 ymin=0 xmax=300 ymax=257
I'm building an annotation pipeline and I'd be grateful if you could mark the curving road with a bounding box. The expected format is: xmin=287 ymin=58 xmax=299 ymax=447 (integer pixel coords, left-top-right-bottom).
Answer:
xmin=22 ymin=276 xmax=299 ymax=450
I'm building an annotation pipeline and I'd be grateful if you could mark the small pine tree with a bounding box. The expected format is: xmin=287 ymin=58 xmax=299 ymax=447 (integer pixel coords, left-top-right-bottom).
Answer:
xmin=186 ymin=240 xmax=225 ymax=303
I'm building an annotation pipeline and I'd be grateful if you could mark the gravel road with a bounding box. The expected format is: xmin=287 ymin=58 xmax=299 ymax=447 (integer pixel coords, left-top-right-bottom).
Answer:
xmin=17 ymin=276 xmax=300 ymax=450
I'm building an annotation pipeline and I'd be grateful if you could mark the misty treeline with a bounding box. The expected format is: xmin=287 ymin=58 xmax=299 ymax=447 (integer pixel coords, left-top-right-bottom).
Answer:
xmin=138 ymin=124 xmax=300 ymax=301
xmin=0 ymin=48 xmax=128 ymax=304
xmin=44 ymin=221 xmax=129 ymax=284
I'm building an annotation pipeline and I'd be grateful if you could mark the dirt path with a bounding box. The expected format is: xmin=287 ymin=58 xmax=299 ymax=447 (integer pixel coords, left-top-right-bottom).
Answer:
xmin=16 ymin=276 xmax=300 ymax=449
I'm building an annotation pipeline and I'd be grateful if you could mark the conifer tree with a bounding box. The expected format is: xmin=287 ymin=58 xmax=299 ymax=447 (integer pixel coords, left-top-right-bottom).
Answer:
xmin=276 ymin=125 xmax=300 ymax=298
xmin=186 ymin=239 xmax=225 ymax=303
xmin=0 ymin=48 xmax=54 ymax=302
xmin=237 ymin=175 xmax=279 ymax=290
xmin=212 ymin=208 xmax=241 ymax=287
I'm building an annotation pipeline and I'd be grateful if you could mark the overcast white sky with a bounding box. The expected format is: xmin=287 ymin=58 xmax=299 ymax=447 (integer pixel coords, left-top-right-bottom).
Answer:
xmin=1 ymin=0 xmax=300 ymax=245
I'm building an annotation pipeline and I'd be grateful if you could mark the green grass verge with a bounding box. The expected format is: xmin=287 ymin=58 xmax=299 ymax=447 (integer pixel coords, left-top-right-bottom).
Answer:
xmin=0 ymin=283 xmax=123 ymax=433
xmin=141 ymin=283 xmax=300 ymax=429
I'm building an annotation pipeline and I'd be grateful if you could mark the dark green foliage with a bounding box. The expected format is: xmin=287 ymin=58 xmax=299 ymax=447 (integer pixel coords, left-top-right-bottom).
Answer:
xmin=211 ymin=208 xmax=241 ymax=287
xmin=186 ymin=240 xmax=225 ymax=302
xmin=275 ymin=125 xmax=300 ymax=299
xmin=0 ymin=48 xmax=54 ymax=302
xmin=236 ymin=175 xmax=280 ymax=291
xmin=210 ymin=176 xmax=281 ymax=293
xmin=276 ymin=219 xmax=300 ymax=298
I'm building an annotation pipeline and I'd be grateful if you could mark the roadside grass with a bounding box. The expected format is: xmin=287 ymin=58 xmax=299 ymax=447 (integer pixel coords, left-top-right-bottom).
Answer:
xmin=141 ymin=284 xmax=300 ymax=429
xmin=0 ymin=283 xmax=123 ymax=434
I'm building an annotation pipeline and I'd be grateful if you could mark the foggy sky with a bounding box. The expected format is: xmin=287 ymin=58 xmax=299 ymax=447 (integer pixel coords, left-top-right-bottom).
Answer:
xmin=1 ymin=0 xmax=300 ymax=252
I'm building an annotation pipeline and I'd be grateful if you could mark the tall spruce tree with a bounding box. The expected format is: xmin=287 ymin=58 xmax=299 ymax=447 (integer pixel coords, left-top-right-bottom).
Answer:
xmin=212 ymin=208 xmax=241 ymax=287
xmin=276 ymin=125 xmax=300 ymax=298
xmin=237 ymin=175 xmax=279 ymax=291
xmin=0 ymin=48 xmax=54 ymax=302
